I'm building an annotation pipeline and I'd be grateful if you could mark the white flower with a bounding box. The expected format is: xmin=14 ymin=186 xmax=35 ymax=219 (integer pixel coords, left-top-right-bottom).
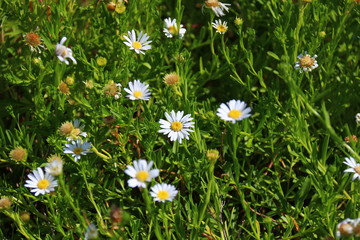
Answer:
xmin=45 ymin=159 xmax=63 ymax=176
xmin=158 ymin=110 xmax=195 ymax=143
xmin=163 ymin=18 xmax=186 ymax=39
xmin=63 ymin=139 xmax=93 ymax=162
xmin=124 ymin=80 xmax=151 ymax=101
xmin=204 ymin=0 xmax=231 ymax=17
xmin=294 ymin=52 xmax=318 ymax=73
xmin=24 ymin=167 xmax=58 ymax=196
xmin=356 ymin=113 xmax=360 ymax=125
xmin=343 ymin=157 xmax=360 ymax=181
xmin=336 ymin=218 xmax=355 ymax=238
xmin=124 ymin=159 xmax=159 ymax=188
xmin=212 ymin=19 xmax=228 ymax=34
xmin=217 ymin=100 xmax=252 ymax=124
xmin=150 ymin=183 xmax=178 ymax=202
xmin=84 ymin=223 xmax=98 ymax=240
xmin=56 ymin=37 xmax=77 ymax=65
xmin=123 ymin=30 xmax=152 ymax=55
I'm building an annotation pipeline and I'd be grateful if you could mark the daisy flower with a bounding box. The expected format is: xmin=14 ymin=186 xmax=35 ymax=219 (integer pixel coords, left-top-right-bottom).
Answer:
xmin=124 ymin=159 xmax=159 ymax=188
xmin=24 ymin=167 xmax=58 ymax=196
xmin=45 ymin=159 xmax=63 ymax=176
xmin=56 ymin=36 xmax=77 ymax=65
xmin=103 ymin=81 xmax=122 ymax=99
xmin=84 ymin=223 xmax=98 ymax=240
xmin=123 ymin=30 xmax=152 ymax=55
xmin=212 ymin=19 xmax=228 ymax=34
xmin=343 ymin=157 xmax=360 ymax=181
xmin=158 ymin=110 xmax=195 ymax=143
xmin=356 ymin=113 xmax=360 ymax=125
xmin=217 ymin=100 xmax=252 ymax=124
xmin=204 ymin=0 xmax=231 ymax=17
xmin=63 ymin=139 xmax=93 ymax=162
xmin=336 ymin=218 xmax=356 ymax=238
xmin=163 ymin=18 xmax=186 ymax=39
xmin=124 ymin=80 xmax=151 ymax=100
xmin=150 ymin=183 xmax=178 ymax=202
xmin=294 ymin=52 xmax=318 ymax=73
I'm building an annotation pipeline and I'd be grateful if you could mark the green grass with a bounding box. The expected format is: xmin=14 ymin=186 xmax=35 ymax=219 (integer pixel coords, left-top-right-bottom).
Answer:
xmin=1 ymin=0 xmax=360 ymax=239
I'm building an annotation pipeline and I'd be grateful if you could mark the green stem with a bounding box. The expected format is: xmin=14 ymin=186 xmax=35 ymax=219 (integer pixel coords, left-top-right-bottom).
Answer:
xmin=58 ymin=174 xmax=86 ymax=228
xmin=80 ymin=165 xmax=104 ymax=227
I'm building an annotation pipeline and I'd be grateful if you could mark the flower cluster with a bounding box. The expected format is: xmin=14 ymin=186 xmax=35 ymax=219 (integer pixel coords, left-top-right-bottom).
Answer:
xmin=125 ymin=159 xmax=178 ymax=202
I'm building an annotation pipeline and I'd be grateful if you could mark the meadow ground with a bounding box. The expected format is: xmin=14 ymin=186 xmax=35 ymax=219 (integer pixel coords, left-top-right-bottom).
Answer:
xmin=0 ymin=0 xmax=360 ymax=239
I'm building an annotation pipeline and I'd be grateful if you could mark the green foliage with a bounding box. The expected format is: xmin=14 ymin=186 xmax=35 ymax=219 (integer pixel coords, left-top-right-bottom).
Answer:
xmin=1 ymin=0 xmax=360 ymax=239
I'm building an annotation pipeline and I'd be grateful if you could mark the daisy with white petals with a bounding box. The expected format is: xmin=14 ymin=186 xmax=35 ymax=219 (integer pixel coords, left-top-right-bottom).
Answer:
xmin=212 ymin=19 xmax=228 ymax=34
xmin=204 ymin=0 xmax=231 ymax=17
xmin=123 ymin=30 xmax=152 ymax=55
xmin=217 ymin=100 xmax=252 ymax=124
xmin=163 ymin=18 xmax=186 ymax=39
xmin=45 ymin=159 xmax=63 ymax=176
xmin=24 ymin=167 xmax=58 ymax=196
xmin=124 ymin=159 xmax=160 ymax=188
xmin=150 ymin=183 xmax=178 ymax=202
xmin=56 ymin=36 xmax=77 ymax=65
xmin=158 ymin=110 xmax=195 ymax=143
xmin=343 ymin=157 xmax=360 ymax=181
xmin=124 ymin=80 xmax=151 ymax=100
xmin=63 ymin=139 xmax=93 ymax=162
xmin=294 ymin=52 xmax=318 ymax=73
xmin=356 ymin=113 xmax=360 ymax=125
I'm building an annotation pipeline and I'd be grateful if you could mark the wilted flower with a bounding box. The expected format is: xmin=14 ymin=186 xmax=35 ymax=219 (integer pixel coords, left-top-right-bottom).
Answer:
xmin=24 ymin=167 xmax=58 ymax=196
xmin=9 ymin=147 xmax=28 ymax=161
xmin=123 ymin=30 xmax=152 ymax=55
xmin=56 ymin=36 xmax=77 ymax=65
xmin=294 ymin=52 xmax=318 ymax=73
xmin=0 ymin=197 xmax=12 ymax=209
xmin=124 ymin=159 xmax=159 ymax=188
xmin=59 ymin=119 xmax=87 ymax=140
xmin=150 ymin=183 xmax=178 ymax=202
xmin=158 ymin=110 xmax=195 ymax=143
xmin=103 ymin=80 xmax=122 ymax=99
xmin=163 ymin=72 xmax=180 ymax=85
xmin=24 ymin=32 xmax=45 ymax=53
xmin=163 ymin=18 xmax=186 ymax=39
xmin=204 ymin=0 xmax=231 ymax=17
xmin=206 ymin=149 xmax=220 ymax=163
xmin=58 ymin=81 xmax=70 ymax=95
xmin=217 ymin=100 xmax=252 ymax=123
xmin=336 ymin=218 xmax=360 ymax=238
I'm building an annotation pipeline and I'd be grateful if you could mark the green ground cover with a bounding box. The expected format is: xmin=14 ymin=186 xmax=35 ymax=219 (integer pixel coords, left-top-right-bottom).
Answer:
xmin=0 ymin=0 xmax=360 ymax=239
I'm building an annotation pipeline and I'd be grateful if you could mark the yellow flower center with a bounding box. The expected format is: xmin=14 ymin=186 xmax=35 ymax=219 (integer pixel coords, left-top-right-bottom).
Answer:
xmin=171 ymin=121 xmax=183 ymax=131
xmin=136 ymin=170 xmax=149 ymax=182
xmin=132 ymin=41 xmax=142 ymax=50
xmin=157 ymin=190 xmax=170 ymax=200
xmin=168 ymin=25 xmax=178 ymax=35
xmin=299 ymin=55 xmax=315 ymax=68
xmin=37 ymin=179 xmax=50 ymax=189
xmin=228 ymin=110 xmax=242 ymax=119
xmin=205 ymin=0 xmax=220 ymax=7
xmin=133 ymin=91 xmax=143 ymax=98
xmin=216 ymin=25 xmax=227 ymax=33
xmin=355 ymin=166 xmax=360 ymax=175
xmin=73 ymin=147 xmax=83 ymax=155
